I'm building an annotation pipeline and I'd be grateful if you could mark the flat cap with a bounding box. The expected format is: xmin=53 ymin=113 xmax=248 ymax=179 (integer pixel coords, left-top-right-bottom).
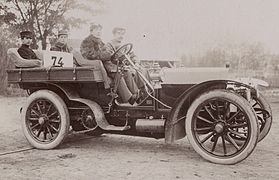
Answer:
xmin=90 ymin=23 xmax=102 ymax=31
xmin=58 ymin=30 xmax=68 ymax=36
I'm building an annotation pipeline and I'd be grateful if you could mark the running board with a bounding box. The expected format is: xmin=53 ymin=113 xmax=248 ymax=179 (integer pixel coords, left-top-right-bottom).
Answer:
xmin=71 ymin=98 xmax=130 ymax=131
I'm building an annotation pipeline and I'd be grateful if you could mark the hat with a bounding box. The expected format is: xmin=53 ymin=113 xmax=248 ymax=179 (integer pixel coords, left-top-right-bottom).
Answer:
xmin=112 ymin=27 xmax=126 ymax=34
xmin=58 ymin=30 xmax=68 ymax=36
xmin=20 ymin=30 xmax=33 ymax=39
xmin=90 ymin=23 xmax=102 ymax=31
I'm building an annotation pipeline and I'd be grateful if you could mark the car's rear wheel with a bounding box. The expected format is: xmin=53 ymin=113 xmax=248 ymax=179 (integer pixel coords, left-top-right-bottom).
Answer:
xmin=185 ymin=90 xmax=258 ymax=164
xmin=21 ymin=90 xmax=70 ymax=149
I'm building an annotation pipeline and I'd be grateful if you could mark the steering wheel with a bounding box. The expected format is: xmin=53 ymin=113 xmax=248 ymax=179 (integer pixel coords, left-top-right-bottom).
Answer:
xmin=111 ymin=43 xmax=133 ymax=63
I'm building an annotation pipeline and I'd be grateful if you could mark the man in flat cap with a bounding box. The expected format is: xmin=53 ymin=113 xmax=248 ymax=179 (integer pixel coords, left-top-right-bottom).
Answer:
xmin=50 ymin=30 xmax=72 ymax=52
xmin=80 ymin=23 xmax=139 ymax=105
xmin=17 ymin=30 xmax=42 ymax=68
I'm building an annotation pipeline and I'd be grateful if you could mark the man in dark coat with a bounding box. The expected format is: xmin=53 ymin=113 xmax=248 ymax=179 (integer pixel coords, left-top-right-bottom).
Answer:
xmin=50 ymin=30 xmax=72 ymax=52
xmin=80 ymin=23 xmax=139 ymax=105
xmin=17 ymin=30 xmax=42 ymax=68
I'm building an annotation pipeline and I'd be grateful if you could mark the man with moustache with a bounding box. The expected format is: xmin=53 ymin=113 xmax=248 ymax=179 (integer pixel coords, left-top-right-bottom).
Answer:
xmin=80 ymin=23 xmax=139 ymax=105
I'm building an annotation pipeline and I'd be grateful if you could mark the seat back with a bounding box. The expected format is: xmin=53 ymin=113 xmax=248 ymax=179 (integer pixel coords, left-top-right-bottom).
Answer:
xmin=71 ymin=49 xmax=111 ymax=89
xmin=7 ymin=48 xmax=23 ymax=67
xmin=7 ymin=48 xmax=42 ymax=68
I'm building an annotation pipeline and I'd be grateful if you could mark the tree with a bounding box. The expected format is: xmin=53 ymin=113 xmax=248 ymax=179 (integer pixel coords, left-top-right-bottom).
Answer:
xmin=4 ymin=0 xmax=98 ymax=49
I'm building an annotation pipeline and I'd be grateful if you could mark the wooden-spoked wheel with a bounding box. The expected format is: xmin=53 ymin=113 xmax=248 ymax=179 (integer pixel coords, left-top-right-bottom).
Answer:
xmin=186 ymin=90 xmax=258 ymax=165
xmin=251 ymin=93 xmax=272 ymax=142
xmin=21 ymin=90 xmax=70 ymax=149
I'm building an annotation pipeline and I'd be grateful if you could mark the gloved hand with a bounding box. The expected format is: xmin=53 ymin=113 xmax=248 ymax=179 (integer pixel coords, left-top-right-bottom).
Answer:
xmin=118 ymin=54 xmax=127 ymax=64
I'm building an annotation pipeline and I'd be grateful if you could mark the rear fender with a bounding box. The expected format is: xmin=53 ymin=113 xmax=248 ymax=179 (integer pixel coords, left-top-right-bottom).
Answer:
xmin=165 ymin=80 xmax=256 ymax=144
xmin=27 ymin=83 xmax=80 ymax=101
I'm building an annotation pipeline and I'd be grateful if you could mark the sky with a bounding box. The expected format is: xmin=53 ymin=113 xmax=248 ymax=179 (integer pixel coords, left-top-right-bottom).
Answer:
xmin=69 ymin=0 xmax=279 ymax=59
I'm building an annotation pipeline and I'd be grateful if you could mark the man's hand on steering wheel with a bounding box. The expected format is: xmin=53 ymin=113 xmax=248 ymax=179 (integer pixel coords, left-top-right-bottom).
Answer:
xmin=111 ymin=43 xmax=133 ymax=65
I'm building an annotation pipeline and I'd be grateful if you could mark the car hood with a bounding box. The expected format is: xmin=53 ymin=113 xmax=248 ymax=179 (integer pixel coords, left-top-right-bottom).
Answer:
xmin=160 ymin=67 xmax=268 ymax=88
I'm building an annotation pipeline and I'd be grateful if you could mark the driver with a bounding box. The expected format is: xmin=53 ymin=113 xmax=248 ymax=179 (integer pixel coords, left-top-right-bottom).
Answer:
xmin=80 ymin=23 xmax=139 ymax=105
xmin=106 ymin=27 xmax=150 ymax=92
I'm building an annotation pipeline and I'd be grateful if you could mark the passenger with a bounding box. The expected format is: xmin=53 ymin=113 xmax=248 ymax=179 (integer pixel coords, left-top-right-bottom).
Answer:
xmin=80 ymin=23 xmax=139 ymax=105
xmin=50 ymin=30 xmax=80 ymax=67
xmin=17 ymin=30 xmax=42 ymax=68
xmin=106 ymin=27 xmax=150 ymax=93
xmin=50 ymin=30 xmax=72 ymax=52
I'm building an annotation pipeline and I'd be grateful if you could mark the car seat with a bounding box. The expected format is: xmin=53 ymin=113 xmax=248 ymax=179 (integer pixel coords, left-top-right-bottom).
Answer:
xmin=71 ymin=49 xmax=111 ymax=89
xmin=7 ymin=48 xmax=42 ymax=68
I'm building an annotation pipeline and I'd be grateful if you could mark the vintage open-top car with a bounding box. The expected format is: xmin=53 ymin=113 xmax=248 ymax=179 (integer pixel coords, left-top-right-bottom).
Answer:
xmin=7 ymin=44 xmax=272 ymax=165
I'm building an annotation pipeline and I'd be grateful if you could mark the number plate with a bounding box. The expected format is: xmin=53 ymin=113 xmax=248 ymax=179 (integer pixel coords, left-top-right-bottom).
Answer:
xmin=43 ymin=51 xmax=73 ymax=67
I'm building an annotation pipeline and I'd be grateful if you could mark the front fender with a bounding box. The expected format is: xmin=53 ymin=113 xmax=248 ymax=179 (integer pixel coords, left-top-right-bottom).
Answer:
xmin=164 ymin=79 xmax=257 ymax=144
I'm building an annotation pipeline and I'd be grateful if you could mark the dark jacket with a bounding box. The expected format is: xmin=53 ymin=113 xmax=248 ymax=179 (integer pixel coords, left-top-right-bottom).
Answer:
xmin=18 ymin=44 xmax=38 ymax=59
xmin=80 ymin=35 xmax=117 ymax=72
xmin=50 ymin=42 xmax=72 ymax=52
xmin=50 ymin=42 xmax=78 ymax=66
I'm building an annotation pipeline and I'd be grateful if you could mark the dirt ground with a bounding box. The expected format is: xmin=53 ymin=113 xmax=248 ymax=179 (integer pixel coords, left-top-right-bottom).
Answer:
xmin=0 ymin=94 xmax=278 ymax=180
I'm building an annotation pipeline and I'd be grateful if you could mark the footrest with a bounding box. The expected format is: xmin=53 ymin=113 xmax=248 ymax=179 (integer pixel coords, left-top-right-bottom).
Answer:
xmin=102 ymin=125 xmax=130 ymax=131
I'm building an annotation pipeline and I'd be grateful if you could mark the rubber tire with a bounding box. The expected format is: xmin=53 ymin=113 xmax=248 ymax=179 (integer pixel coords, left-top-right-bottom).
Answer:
xmin=185 ymin=89 xmax=259 ymax=165
xmin=21 ymin=90 xmax=70 ymax=149
xmin=254 ymin=93 xmax=272 ymax=142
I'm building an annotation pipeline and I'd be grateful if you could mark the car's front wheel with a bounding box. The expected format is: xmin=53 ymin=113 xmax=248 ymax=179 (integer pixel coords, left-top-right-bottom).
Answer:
xmin=185 ymin=89 xmax=259 ymax=164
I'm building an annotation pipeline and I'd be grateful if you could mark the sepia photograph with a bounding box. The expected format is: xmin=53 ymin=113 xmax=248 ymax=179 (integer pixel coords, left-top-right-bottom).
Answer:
xmin=0 ymin=0 xmax=278 ymax=179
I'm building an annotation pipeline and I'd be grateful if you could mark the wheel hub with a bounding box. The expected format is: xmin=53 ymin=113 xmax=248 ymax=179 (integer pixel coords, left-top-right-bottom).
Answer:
xmin=86 ymin=115 xmax=93 ymax=122
xmin=38 ymin=115 xmax=48 ymax=125
xmin=215 ymin=123 xmax=225 ymax=133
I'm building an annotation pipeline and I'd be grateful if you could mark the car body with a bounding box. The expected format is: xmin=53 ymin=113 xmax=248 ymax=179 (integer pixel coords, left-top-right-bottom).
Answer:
xmin=7 ymin=45 xmax=272 ymax=165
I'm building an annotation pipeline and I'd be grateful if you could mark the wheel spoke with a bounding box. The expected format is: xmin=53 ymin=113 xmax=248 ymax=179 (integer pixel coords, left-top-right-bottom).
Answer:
xmin=226 ymin=133 xmax=240 ymax=150
xmin=31 ymin=109 xmax=40 ymax=117
xmin=43 ymin=127 xmax=47 ymax=140
xmin=36 ymin=126 xmax=43 ymax=137
xmin=46 ymin=104 xmax=52 ymax=115
xmin=215 ymin=101 xmax=220 ymax=118
xmin=46 ymin=126 xmax=54 ymax=139
xmin=48 ymin=111 xmax=58 ymax=118
xmin=229 ymin=123 xmax=248 ymax=128
xmin=252 ymin=101 xmax=259 ymax=107
xmin=200 ymin=131 xmax=215 ymax=143
xmin=49 ymin=124 xmax=59 ymax=133
xmin=226 ymin=110 xmax=241 ymax=123
xmin=221 ymin=135 xmax=227 ymax=155
xmin=42 ymin=101 xmax=46 ymax=114
xmin=204 ymin=106 xmax=216 ymax=121
xmin=228 ymin=129 xmax=247 ymax=139
xmin=195 ymin=127 xmax=212 ymax=132
xmin=211 ymin=135 xmax=219 ymax=152
xmin=29 ymin=117 xmax=39 ymax=121
xmin=257 ymin=116 xmax=264 ymax=125
xmin=49 ymin=119 xmax=60 ymax=123
xmin=36 ymin=102 xmax=43 ymax=115
xmin=223 ymin=102 xmax=230 ymax=120
xmin=197 ymin=115 xmax=213 ymax=124
xmin=31 ymin=123 xmax=40 ymax=130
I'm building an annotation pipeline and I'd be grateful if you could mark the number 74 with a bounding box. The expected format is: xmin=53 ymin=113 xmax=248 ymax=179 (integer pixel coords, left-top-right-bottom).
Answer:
xmin=51 ymin=56 xmax=64 ymax=67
